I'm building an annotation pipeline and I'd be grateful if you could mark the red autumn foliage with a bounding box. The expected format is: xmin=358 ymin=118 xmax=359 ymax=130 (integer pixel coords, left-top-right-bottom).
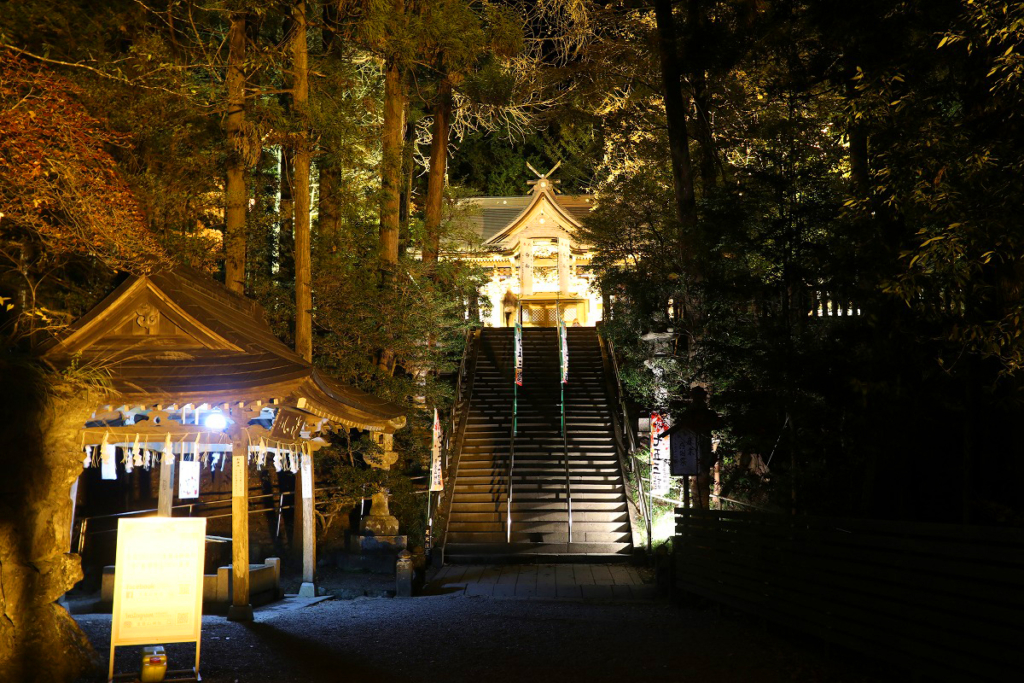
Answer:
xmin=0 ymin=53 xmax=167 ymax=273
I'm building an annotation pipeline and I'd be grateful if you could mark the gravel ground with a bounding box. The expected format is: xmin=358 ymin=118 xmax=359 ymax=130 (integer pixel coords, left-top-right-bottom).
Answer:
xmin=74 ymin=593 xmax=894 ymax=683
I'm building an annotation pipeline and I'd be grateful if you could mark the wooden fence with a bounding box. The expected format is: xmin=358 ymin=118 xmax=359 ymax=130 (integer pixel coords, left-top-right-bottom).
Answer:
xmin=675 ymin=509 xmax=1024 ymax=682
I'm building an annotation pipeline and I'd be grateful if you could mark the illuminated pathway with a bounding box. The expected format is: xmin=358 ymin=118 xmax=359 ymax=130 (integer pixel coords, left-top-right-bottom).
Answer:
xmin=74 ymin=575 xmax=891 ymax=683
xmin=423 ymin=563 xmax=656 ymax=600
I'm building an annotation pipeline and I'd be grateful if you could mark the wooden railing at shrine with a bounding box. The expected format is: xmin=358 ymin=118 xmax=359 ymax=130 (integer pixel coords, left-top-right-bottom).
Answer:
xmin=432 ymin=328 xmax=480 ymax=561
xmin=599 ymin=330 xmax=650 ymax=553
xmin=674 ymin=509 xmax=1024 ymax=682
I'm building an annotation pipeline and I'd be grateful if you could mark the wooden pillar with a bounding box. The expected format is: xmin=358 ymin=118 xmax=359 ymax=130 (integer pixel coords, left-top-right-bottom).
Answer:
xmin=297 ymin=451 xmax=316 ymax=597
xmin=557 ymin=237 xmax=570 ymax=296
xmin=521 ymin=239 xmax=534 ymax=296
xmin=157 ymin=449 xmax=175 ymax=517
xmin=228 ymin=443 xmax=253 ymax=621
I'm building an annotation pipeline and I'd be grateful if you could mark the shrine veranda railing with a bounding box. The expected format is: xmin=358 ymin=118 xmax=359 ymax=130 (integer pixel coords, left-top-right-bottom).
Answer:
xmin=674 ymin=509 xmax=1024 ymax=682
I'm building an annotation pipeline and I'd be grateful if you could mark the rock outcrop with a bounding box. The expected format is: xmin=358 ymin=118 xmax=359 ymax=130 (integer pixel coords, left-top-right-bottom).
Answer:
xmin=0 ymin=361 xmax=101 ymax=682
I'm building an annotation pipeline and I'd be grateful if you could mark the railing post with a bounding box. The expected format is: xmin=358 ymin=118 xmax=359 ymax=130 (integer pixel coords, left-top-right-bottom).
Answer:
xmin=508 ymin=315 xmax=521 ymax=544
xmin=558 ymin=310 xmax=572 ymax=545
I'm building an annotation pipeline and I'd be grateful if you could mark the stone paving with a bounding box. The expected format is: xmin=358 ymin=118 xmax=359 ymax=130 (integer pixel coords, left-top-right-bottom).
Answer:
xmin=423 ymin=563 xmax=657 ymax=600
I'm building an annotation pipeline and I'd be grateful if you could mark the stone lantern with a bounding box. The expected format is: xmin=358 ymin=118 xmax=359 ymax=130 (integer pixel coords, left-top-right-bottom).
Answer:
xmin=641 ymin=329 xmax=678 ymax=409
xmin=355 ymin=431 xmax=407 ymax=554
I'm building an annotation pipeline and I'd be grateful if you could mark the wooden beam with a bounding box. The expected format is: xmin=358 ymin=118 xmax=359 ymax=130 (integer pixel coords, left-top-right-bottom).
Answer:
xmin=227 ymin=443 xmax=253 ymax=621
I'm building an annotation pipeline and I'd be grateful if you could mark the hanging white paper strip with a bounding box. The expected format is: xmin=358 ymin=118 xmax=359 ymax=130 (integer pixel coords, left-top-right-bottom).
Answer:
xmin=101 ymin=442 xmax=117 ymax=480
xmin=162 ymin=433 xmax=174 ymax=465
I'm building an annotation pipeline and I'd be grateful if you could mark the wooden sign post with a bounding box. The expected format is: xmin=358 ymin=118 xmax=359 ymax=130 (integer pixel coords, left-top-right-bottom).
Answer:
xmin=109 ymin=517 xmax=206 ymax=682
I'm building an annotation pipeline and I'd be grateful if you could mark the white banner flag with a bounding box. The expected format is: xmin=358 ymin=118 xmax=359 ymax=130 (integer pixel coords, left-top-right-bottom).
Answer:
xmin=559 ymin=318 xmax=569 ymax=383
xmin=430 ymin=408 xmax=443 ymax=492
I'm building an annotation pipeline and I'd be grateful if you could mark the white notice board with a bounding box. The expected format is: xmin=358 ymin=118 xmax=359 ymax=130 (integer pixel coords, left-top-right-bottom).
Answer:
xmin=111 ymin=517 xmax=206 ymax=647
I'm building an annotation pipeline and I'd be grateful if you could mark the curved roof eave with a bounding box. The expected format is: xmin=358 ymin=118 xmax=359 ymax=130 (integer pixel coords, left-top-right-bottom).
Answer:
xmin=482 ymin=189 xmax=584 ymax=247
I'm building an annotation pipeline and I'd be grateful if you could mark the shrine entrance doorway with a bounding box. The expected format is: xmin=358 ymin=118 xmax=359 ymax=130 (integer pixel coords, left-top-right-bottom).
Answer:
xmin=520 ymin=299 xmax=588 ymax=327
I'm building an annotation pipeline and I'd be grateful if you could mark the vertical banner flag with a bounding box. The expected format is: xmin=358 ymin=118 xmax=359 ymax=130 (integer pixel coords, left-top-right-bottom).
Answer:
xmin=650 ymin=412 xmax=672 ymax=495
xmin=430 ymin=408 xmax=444 ymax=492
xmin=559 ymin=317 xmax=569 ymax=383
xmin=514 ymin=322 xmax=524 ymax=386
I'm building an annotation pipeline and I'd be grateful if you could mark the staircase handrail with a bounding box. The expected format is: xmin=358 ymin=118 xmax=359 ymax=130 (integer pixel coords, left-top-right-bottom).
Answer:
xmin=507 ymin=387 xmax=516 ymax=543
xmin=507 ymin=311 xmax=521 ymax=543
xmin=557 ymin=307 xmax=573 ymax=544
xmin=448 ymin=327 xmax=474 ymax=447
xmin=562 ymin=391 xmax=572 ymax=543
xmin=605 ymin=335 xmax=652 ymax=551
xmin=437 ymin=327 xmax=481 ymax=562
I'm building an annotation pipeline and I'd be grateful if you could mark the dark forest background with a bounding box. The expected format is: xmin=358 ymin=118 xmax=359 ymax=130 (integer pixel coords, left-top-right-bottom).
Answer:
xmin=3 ymin=0 xmax=1024 ymax=527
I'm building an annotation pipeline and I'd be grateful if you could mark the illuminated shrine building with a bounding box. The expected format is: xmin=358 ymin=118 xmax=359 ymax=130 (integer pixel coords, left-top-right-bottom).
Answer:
xmin=458 ymin=168 xmax=602 ymax=328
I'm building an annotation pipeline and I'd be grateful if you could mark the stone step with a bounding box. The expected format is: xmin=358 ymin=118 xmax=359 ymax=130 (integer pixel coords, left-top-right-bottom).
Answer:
xmin=459 ymin=463 xmax=621 ymax=474
xmin=450 ymin=520 xmax=629 ymax=534
xmin=452 ymin=490 xmax=625 ymax=502
xmin=447 ymin=531 xmax=631 ymax=544
xmin=451 ymin=500 xmax=626 ymax=512
xmin=443 ymin=542 xmax=632 ymax=560
xmin=443 ymin=327 xmax=631 ymax=559
xmin=447 ymin=510 xmax=628 ymax=524
xmin=457 ymin=473 xmax=620 ymax=483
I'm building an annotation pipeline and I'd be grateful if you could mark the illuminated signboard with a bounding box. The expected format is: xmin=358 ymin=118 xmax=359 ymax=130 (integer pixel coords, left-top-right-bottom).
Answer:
xmin=111 ymin=517 xmax=206 ymax=647
xmin=270 ymin=406 xmax=307 ymax=441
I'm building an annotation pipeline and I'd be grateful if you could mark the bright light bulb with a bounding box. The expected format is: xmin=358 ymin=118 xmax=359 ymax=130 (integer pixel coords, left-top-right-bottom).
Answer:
xmin=204 ymin=412 xmax=227 ymax=430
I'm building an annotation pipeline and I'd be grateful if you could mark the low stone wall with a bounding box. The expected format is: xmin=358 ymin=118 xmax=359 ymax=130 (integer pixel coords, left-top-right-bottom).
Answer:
xmin=103 ymin=557 xmax=282 ymax=606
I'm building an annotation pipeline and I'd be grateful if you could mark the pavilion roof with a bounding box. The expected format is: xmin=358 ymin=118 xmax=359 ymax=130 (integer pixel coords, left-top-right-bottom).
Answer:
xmin=41 ymin=267 xmax=406 ymax=433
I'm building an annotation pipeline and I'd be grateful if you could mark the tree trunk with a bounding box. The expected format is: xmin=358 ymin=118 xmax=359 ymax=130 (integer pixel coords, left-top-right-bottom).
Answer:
xmin=398 ymin=104 xmax=416 ymax=257
xmin=224 ymin=12 xmax=247 ymax=294
xmin=291 ymin=0 xmax=312 ymax=363
xmin=685 ymin=0 xmax=718 ymax=193
xmin=318 ymin=2 xmax=341 ymax=244
xmin=691 ymin=69 xmax=718 ymax=192
xmin=380 ymin=55 xmax=406 ymax=282
xmin=278 ymin=148 xmax=295 ymax=284
xmin=653 ymin=0 xmax=698 ymax=264
xmin=423 ymin=78 xmax=452 ymax=273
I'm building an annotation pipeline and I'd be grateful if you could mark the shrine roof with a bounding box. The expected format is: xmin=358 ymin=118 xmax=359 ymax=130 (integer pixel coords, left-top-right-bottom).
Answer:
xmin=41 ymin=267 xmax=406 ymax=432
xmin=463 ymin=192 xmax=596 ymax=244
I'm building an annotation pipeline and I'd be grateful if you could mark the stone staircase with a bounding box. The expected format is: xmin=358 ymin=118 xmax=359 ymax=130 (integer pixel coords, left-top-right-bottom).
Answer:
xmin=444 ymin=327 xmax=632 ymax=563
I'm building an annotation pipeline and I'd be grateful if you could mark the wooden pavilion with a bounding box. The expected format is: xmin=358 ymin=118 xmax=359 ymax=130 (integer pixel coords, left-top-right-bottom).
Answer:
xmin=42 ymin=266 xmax=405 ymax=620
